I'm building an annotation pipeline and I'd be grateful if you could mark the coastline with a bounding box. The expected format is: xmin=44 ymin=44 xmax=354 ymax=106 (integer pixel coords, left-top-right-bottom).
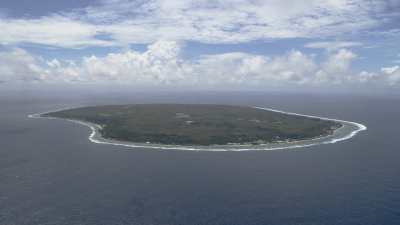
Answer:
xmin=28 ymin=106 xmax=367 ymax=151
xmin=254 ymin=107 xmax=367 ymax=144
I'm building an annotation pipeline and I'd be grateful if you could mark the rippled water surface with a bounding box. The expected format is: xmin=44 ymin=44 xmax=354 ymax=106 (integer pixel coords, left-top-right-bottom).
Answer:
xmin=1 ymin=92 xmax=399 ymax=225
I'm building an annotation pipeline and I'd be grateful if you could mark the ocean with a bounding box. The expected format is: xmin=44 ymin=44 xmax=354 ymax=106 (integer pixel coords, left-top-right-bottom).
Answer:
xmin=1 ymin=91 xmax=399 ymax=225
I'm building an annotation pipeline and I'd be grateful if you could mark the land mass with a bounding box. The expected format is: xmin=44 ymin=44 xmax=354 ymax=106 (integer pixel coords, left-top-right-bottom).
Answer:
xmin=43 ymin=104 xmax=342 ymax=146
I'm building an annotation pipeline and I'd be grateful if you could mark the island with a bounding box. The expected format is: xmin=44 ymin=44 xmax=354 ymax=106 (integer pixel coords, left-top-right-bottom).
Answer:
xmin=42 ymin=104 xmax=343 ymax=146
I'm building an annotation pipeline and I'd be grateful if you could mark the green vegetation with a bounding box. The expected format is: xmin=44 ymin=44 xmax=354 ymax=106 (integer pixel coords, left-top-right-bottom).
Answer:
xmin=44 ymin=104 xmax=341 ymax=146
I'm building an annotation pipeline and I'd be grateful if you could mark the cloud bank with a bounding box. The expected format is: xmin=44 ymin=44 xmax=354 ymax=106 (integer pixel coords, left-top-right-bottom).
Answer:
xmin=1 ymin=40 xmax=398 ymax=88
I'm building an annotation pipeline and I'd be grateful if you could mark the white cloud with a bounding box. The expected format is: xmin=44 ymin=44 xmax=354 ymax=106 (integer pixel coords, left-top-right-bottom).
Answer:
xmin=356 ymin=71 xmax=379 ymax=83
xmin=305 ymin=41 xmax=362 ymax=51
xmin=38 ymin=40 xmax=190 ymax=84
xmin=1 ymin=40 xmax=398 ymax=88
xmin=0 ymin=16 xmax=112 ymax=48
xmin=355 ymin=66 xmax=400 ymax=86
xmin=0 ymin=48 xmax=46 ymax=82
xmin=311 ymin=49 xmax=357 ymax=84
xmin=323 ymin=49 xmax=357 ymax=74
xmin=78 ymin=0 xmax=397 ymax=44
xmin=381 ymin=66 xmax=400 ymax=85
xmin=382 ymin=65 xmax=399 ymax=74
xmin=0 ymin=0 xmax=395 ymax=47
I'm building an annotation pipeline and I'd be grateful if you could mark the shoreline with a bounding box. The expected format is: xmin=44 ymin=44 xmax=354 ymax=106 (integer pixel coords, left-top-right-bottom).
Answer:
xmin=254 ymin=107 xmax=367 ymax=144
xmin=28 ymin=105 xmax=367 ymax=151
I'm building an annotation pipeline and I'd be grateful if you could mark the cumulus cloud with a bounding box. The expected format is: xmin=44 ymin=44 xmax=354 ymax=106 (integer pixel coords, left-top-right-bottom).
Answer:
xmin=0 ymin=0 xmax=396 ymax=47
xmin=35 ymin=40 xmax=191 ymax=84
xmin=323 ymin=49 xmax=357 ymax=74
xmin=1 ymin=40 xmax=398 ymax=88
xmin=194 ymin=50 xmax=318 ymax=85
xmin=0 ymin=48 xmax=46 ymax=82
xmin=381 ymin=66 xmax=400 ymax=85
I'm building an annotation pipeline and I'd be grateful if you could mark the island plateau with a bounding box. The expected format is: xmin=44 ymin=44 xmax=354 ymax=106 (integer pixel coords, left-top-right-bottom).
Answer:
xmin=42 ymin=104 xmax=342 ymax=146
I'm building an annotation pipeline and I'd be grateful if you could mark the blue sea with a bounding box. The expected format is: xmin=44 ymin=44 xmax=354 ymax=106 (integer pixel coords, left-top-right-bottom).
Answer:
xmin=1 ymin=90 xmax=399 ymax=225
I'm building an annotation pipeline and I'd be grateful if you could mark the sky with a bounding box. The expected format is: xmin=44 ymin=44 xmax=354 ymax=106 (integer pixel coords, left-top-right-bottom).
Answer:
xmin=0 ymin=0 xmax=400 ymax=92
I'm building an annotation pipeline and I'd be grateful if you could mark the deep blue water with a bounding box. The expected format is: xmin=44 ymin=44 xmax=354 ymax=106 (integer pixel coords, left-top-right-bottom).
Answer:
xmin=1 ymin=91 xmax=399 ymax=225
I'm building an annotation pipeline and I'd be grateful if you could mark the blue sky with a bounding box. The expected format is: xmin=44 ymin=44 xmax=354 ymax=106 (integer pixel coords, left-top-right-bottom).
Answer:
xmin=0 ymin=0 xmax=400 ymax=90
